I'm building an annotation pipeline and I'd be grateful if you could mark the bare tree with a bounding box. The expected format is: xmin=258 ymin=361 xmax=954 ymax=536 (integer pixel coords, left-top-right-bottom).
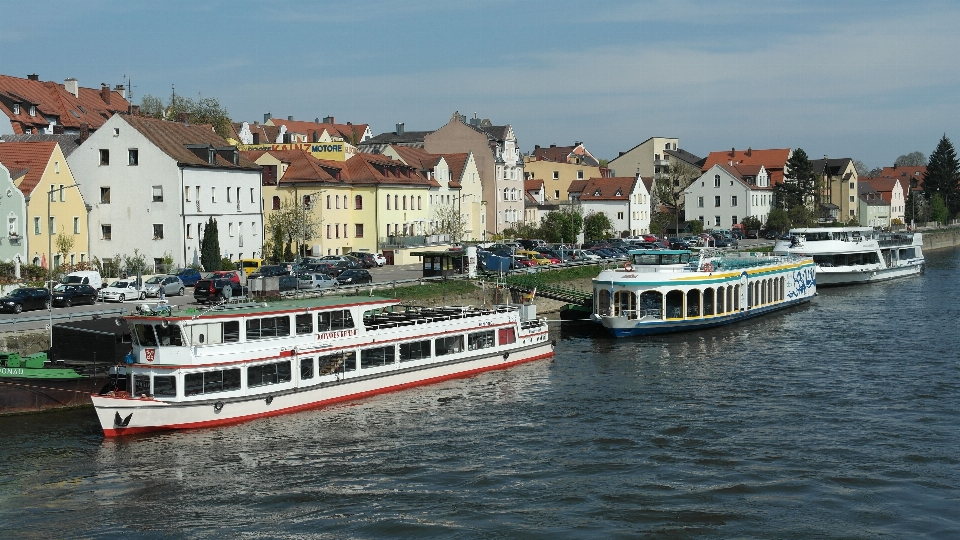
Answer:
xmin=654 ymin=159 xmax=701 ymax=235
xmin=431 ymin=202 xmax=467 ymax=243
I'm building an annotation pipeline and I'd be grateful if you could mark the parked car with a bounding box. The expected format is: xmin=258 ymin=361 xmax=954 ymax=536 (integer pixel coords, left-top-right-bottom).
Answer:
xmin=174 ymin=268 xmax=203 ymax=287
xmin=746 ymin=230 xmax=759 ymax=239
xmin=335 ymin=269 xmax=373 ymax=285
xmin=303 ymin=262 xmax=342 ymax=277
xmin=373 ymin=253 xmax=387 ymax=267
xmin=235 ymin=258 xmax=263 ymax=276
xmin=345 ymin=252 xmax=378 ymax=268
xmin=1 ymin=287 xmax=52 ymax=313
xmin=204 ymin=270 xmax=241 ymax=284
xmin=194 ymin=278 xmax=247 ymax=303
xmin=61 ymin=270 xmax=103 ymax=290
xmin=569 ymin=249 xmax=601 ymax=261
xmin=142 ymin=275 xmax=186 ymax=297
xmin=512 ymin=256 xmax=538 ymax=268
xmin=248 ymin=265 xmax=291 ymax=279
xmin=51 ymin=284 xmax=99 ymax=307
xmin=668 ymin=238 xmax=691 ymax=250
xmin=297 ymin=272 xmax=338 ymax=290
xmin=99 ymin=280 xmax=145 ymax=302
xmin=711 ymin=234 xmax=739 ymax=248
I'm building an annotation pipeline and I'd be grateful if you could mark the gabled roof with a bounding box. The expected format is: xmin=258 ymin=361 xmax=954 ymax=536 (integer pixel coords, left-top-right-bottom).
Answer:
xmin=262 ymin=149 xmax=343 ymax=184
xmin=578 ymin=176 xmax=638 ymax=201
xmin=879 ymin=165 xmax=926 ymax=178
xmin=0 ymin=141 xmax=57 ymax=196
xmin=531 ymin=142 xmax=600 ymax=167
xmin=361 ymin=130 xmax=433 ymax=146
xmin=342 ymin=153 xmax=432 ymax=187
xmin=858 ymin=182 xmax=889 ymax=206
xmin=524 ymin=178 xmax=544 ymax=192
xmin=861 ymin=176 xmax=901 ymax=193
xmin=701 ymin=148 xmax=791 ymax=184
xmin=122 ymin=115 xmax=259 ymax=170
xmin=567 ymin=179 xmax=588 ymax=194
xmin=808 ymin=157 xmax=853 ymax=178
xmin=713 ymin=163 xmax=774 ymax=191
xmin=0 ymin=74 xmax=129 ymax=134
xmin=230 ymin=121 xmax=280 ymax=144
xmin=0 ymin=133 xmax=81 ymax=156
xmin=389 ymin=145 xmax=440 ymax=170
xmin=268 ymin=118 xmax=368 ymax=143
xmin=664 ymin=148 xmax=705 ymax=169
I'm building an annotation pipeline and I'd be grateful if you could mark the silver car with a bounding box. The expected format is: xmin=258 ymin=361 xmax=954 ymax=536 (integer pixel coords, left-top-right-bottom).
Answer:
xmin=143 ymin=275 xmax=185 ymax=297
xmin=297 ymin=272 xmax=338 ymax=290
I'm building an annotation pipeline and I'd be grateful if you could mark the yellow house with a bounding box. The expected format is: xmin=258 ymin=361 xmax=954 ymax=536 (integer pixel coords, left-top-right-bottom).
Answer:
xmin=524 ymin=154 xmax=603 ymax=204
xmin=0 ymin=141 xmax=89 ymax=268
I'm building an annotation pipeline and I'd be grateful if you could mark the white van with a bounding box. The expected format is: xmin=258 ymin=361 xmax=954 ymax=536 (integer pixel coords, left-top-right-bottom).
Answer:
xmin=61 ymin=270 xmax=103 ymax=290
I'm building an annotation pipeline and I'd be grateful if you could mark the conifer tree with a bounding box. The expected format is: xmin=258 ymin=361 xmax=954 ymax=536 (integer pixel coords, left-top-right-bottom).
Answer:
xmin=200 ymin=217 xmax=221 ymax=271
xmin=922 ymin=134 xmax=960 ymax=217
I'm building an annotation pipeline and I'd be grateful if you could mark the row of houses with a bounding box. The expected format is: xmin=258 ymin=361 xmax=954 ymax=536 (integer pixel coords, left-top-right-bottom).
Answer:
xmin=0 ymin=72 xmax=920 ymax=272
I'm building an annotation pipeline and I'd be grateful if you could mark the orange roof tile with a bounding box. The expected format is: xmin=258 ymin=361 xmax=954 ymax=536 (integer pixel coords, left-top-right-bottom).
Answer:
xmin=578 ymin=176 xmax=638 ymax=201
xmin=122 ymin=116 xmax=258 ymax=169
xmin=702 ymin=148 xmax=791 ymax=184
xmin=270 ymin=118 xmax=368 ymax=144
xmin=0 ymin=74 xmax=129 ymax=134
xmin=0 ymin=141 xmax=57 ymax=196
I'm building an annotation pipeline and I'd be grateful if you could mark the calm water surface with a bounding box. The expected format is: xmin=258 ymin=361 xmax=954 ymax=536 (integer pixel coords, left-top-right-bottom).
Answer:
xmin=2 ymin=248 xmax=959 ymax=539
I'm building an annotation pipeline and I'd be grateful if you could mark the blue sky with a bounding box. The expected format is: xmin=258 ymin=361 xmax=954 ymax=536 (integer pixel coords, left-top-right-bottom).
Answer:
xmin=4 ymin=0 xmax=959 ymax=169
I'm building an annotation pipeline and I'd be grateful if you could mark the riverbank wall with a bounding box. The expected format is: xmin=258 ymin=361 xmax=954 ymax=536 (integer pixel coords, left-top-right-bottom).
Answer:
xmin=922 ymin=226 xmax=960 ymax=251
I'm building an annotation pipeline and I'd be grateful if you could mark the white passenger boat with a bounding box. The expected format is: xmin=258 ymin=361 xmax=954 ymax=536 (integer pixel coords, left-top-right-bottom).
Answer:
xmin=773 ymin=227 xmax=924 ymax=286
xmin=592 ymin=249 xmax=816 ymax=337
xmin=91 ymin=296 xmax=553 ymax=436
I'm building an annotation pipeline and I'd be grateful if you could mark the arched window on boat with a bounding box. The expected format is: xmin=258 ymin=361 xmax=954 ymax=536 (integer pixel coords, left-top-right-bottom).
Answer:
xmin=665 ymin=290 xmax=684 ymax=319
xmin=596 ymin=288 xmax=611 ymax=316
xmin=733 ymin=285 xmax=740 ymax=310
xmin=703 ymin=287 xmax=715 ymax=316
xmin=716 ymin=286 xmax=725 ymax=314
xmin=686 ymin=289 xmax=701 ymax=318
xmin=780 ymin=277 xmax=785 ymax=300
xmin=613 ymin=290 xmax=635 ymax=318
xmin=639 ymin=291 xmax=663 ymax=319
xmin=747 ymin=282 xmax=754 ymax=307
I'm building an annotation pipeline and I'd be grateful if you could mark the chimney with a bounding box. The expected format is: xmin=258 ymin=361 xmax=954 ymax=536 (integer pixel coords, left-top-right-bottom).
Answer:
xmin=323 ymin=116 xmax=334 ymax=124
xmin=64 ymin=78 xmax=79 ymax=98
xmin=730 ymin=147 xmax=736 ymax=157
xmin=130 ymin=104 xmax=140 ymax=116
xmin=746 ymin=147 xmax=752 ymax=157
xmin=264 ymin=112 xmax=272 ymax=123
xmin=100 ymin=84 xmax=111 ymax=105
xmin=315 ymin=118 xmax=320 ymax=123
xmin=27 ymin=74 xmax=39 ymax=81
xmin=114 ymin=84 xmax=126 ymax=99
xmin=252 ymin=133 xmax=260 ymax=144
xmin=80 ymin=122 xmax=89 ymax=143
xmin=287 ymin=115 xmax=294 ymax=121
xmin=534 ymin=145 xmax=540 ymax=150
xmin=395 ymin=122 xmax=404 ymax=135
xmin=312 ymin=130 xmax=318 ymax=143
xmin=575 ymin=141 xmax=582 ymax=147
xmin=53 ymin=124 xmax=65 ymax=135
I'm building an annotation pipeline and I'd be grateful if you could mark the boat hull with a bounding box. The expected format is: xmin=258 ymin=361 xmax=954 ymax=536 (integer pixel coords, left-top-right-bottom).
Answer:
xmin=814 ymin=262 xmax=923 ymax=286
xmin=1 ymin=374 xmax=114 ymax=414
xmin=92 ymin=341 xmax=554 ymax=436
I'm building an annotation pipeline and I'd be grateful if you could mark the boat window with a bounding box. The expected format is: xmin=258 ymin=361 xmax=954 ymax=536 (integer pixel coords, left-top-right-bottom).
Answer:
xmin=498 ymin=328 xmax=516 ymax=345
xmin=318 ymin=351 xmax=355 ymax=375
xmin=686 ymin=290 xmax=701 ymax=317
xmin=134 ymin=324 xmax=158 ymax=346
xmin=155 ymin=324 xmax=184 ymax=346
xmin=399 ymin=340 xmax=431 ymax=362
xmin=133 ymin=374 xmax=150 ymax=396
xmin=361 ymin=345 xmax=395 ymax=369
xmin=186 ymin=322 xmax=238 ymax=346
xmin=468 ymin=330 xmax=495 ymax=351
xmin=665 ymin=290 xmax=684 ymax=319
xmin=300 ymin=357 xmax=315 ymax=380
xmin=154 ymin=375 xmax=176 ymax=397
xmin=248 ymin=361 xmax=292 ymax=387
xmin=435 ymin=335 xmax=463 ymax=356
xmin=295 ymin=313 xmax=313 ymax=335
xmin=246 ymin=316 xmax=291 ymax=340
xmin=596 ymin=289 xmax=611 ymax=315
xmin=184 ymin=368 xmax=241 ymax=396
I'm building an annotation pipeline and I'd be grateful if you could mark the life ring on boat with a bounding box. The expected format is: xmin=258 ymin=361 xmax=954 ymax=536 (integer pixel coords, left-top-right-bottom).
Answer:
xmin=114 ymin=391 xmax=130 ymax=398
xmin=623 ymin=262 xmax=634 ymax=272
xmin=702 ymin=262 xmax=714 ymax=272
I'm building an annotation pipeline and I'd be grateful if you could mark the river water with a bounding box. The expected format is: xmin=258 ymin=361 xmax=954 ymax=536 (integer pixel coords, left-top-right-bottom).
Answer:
xmin=2 ymin=248 xmax=959 ymax=539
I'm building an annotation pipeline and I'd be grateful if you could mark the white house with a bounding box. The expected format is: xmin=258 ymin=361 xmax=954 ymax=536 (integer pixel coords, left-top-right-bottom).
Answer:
xmin=67 ymin=114 xmax=263 ymax=271
xmin=685 ymin=164 xmax=775 ymax=230
xmin=572 ymin=176 xmax=652 ymax=237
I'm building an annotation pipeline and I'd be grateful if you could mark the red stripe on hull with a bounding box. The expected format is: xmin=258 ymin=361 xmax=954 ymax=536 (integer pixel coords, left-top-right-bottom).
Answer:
xmin=101 ymin=349 xmax=554 ymax=437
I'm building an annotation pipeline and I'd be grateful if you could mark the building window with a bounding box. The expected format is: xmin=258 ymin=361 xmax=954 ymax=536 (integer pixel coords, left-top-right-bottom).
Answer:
xmin=12 ymin=103 xmax=19 ymax=115
xmin=714 ymin=196 xmax=721 ymax=207
xmin=850 ymin=195 xmax=855 ymax=203
xmin=731 ymin=195 xmax=738 ymax=207
xmin=552 ymin=171 xmax=559 ymax=180
xmin=386 ymin=195 xmax=391 ymax=210
xmin=102 ymin=225 xmax=112 ymax=240
xmin=55 ymin=161 xmax=60 ymax=174
xmin=228 ymin=222 xmax=235 ymax=236
xmin=715 ymin=216 xmax=721 ymax=226
xmin=49 ymin=184 xmax=55 ymax=202
xmin=250 ymin=188 xmax=255 ymax=203
xmin=343 ymin=195 xmax=347 ymax=208
xmin=49 ymin=217 xmax=55 ymax=235
xmin=152 ymin=186 xmax=163 ymax=202
xmin=29 ymin=105 xmax=36 ymax=117
xmin=554 ymin=190 xmax=560 ymax=199
xmin=394 ymin=195 xmax=399 ymax=209
xmin=577 ymin=170 xmax=583 ymax=180
xmin=99 ymin=149 xmax=109 ymax=165
xmin=402 ymin=196 xmax=407 ymax=210
xmin=617 ymin=212 xmax=624 ymax=219
xmin=128 ymin=149 xmax=138 ymax=166
xmin=226 ymin=187 xmax=232 ymax=203
xmin=714 ymin=174 xmax=720 ymax=187
xmin=418 ymin=196 xmax=422 ymax=210
xmin=211 ymin=187 xmax=216 ymax=203
xmin=698 ymin=196 xmax=704 ymax=208
xmin=272 ymin=196 xmax=280 ymax=210
xmin=184 ymin=186 xmax=191 ymax=201
xmin=355 ymin=223 xmax=364 ymax=237
xmin=335 ymin=224 xmax=340 ymax=238
xmin=303 ymin=195 xmax=311 ymax=209
xmin=34 ymin=217 xmax=40 ymax=235
xmin=326 ymin=224 xmax=331 ymax=239
xmin=153 ymin=224 xmax=163 ymax=239
xmin=355 ymin=195 xmax=363 ymax=210
xmin=850 ymin=182 xmax=855 ymax=190
xmin=187 ymin=224 xmax=192 ymax=238
xmin=73 ymin=217 xmax=79 ymax=234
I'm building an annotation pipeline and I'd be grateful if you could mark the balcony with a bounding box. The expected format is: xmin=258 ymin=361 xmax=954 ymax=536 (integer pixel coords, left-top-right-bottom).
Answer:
xmin=380 ymin=234 xmax=451 ymax=248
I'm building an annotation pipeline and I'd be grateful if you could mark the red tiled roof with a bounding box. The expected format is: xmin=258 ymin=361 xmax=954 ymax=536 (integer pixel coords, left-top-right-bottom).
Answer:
xmin=231 ymin=122 xmax=280 ymax=144
xmin=567 ymin=179 xmax=588 ymax=194
xmin=714 ymin=163 xmax=775 ymax=191
xmin=0 ymin=141 xmax=57 ymax=196
xmin=524 ymin=178 xmax=544 ymax=191
xmin=270 ymin=118 xmax=368 ymax=143
xmin=702 ymin=148 xmax=791 ymax=184
xmin=389 ymin=145 xmax=440 ymax=170
xmin=441 ymin=152 xmax=468 ymax=182
xmin=879 ymin=165 xmax=926 ymax=178
xmin=267 ymin=149 xmax=343 ymax=184
xmin=578 ymin=176 xmax=637 ymax=201
xmin=340 ymin=153 xmax=431 ymax=186
xmin=0 ymin=74 xmax=129 ymax=134
xmin=122 ymin=115 xmax=258 ymax=169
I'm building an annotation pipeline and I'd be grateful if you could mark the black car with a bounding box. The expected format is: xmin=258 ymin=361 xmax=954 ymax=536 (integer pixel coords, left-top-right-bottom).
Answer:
xmin=194 ymin=278 xmax=247 ymax=303
xmin=336 ymin=269 xmax=372 ymax=285
xmin=303 ymin=262 xmax=342 ymax=277
xmin=52 ymin=284 xmax=98 ymax=307
xmin=1 ymin=287 xmax=52 ymax=313
xmin=248 ymin=265 xmax=291 ymax=279
xmin=346 ymin=252 xmax=378 ymax=268
xmin=669 ymin=239 xmax=691 ymax=250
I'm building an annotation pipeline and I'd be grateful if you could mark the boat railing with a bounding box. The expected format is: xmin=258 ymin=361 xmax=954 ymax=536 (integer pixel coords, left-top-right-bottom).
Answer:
xmin=362 ymin=304 xmax=516 ymax=331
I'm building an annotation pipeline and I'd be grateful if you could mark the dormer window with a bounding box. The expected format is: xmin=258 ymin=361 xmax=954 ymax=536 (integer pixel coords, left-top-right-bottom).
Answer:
xmin=12 ymin=103 xmax=20 ymax=115
xmin=615 ymin=189 xmax=623 ymax=196
xmin=29 ymin=105 xmax=36 ymax=117
xmin=208 ymin=148 xmax=215 ymax=164
xmin=594 ymin=189 xmax=601 ymax=196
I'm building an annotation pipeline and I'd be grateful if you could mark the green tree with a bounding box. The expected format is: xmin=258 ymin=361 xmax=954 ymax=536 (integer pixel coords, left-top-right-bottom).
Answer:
xmin=765 ymin=208 xmax=790 ymax=234
xmin=930 ymin=193 xmax=949 ymax=225
xmin=776 ymin=148 xmax=819 ymax=211
xmin=741 ymin=215 xmax=762 ymax=233
xmin=583 ymin=211 xmax=612 ymax=241
xmin=922 ymin=134 xmax=960 ymax=217
xmin=200 ymin=217 xmax=221 ymax=271
xmin=139 ymin=93 xmax=233 ymax=139
xmin=788 ymin=205 xmax=817 ymax=228
xmin=540 ymin=204 xmax=583 ymax=243
xmin=895 ymin=151 xmax=927 ymax=167
xmin=123 ymin=248 xmax=148 ymax=278
xmin=650 ymin=211 xmax=674 ymax=236
xmin=687 ymin=219 xmax=703 ymax=234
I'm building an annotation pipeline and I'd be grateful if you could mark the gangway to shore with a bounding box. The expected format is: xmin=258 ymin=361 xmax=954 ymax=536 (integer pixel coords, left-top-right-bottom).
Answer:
xmin=499 ymin=274 xmax=593 ymax=307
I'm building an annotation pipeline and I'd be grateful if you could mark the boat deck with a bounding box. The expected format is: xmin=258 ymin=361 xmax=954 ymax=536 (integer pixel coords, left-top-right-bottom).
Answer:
xmin=362 ymin=305 xmax=523 ymax=331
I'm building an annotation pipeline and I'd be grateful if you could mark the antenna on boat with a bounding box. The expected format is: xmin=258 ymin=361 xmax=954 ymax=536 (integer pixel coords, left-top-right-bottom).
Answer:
xmin=192 ymin=298 xmax=228 ymax=320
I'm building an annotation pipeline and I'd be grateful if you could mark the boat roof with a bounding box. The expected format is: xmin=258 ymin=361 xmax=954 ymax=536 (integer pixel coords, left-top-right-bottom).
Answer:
xmin=626 ymin=249 xmax=692 ymax=255
xmin=788 ymin=226 xmax=874 ymax=233
xmin=128 ymin=295 xmax=399 ymax=322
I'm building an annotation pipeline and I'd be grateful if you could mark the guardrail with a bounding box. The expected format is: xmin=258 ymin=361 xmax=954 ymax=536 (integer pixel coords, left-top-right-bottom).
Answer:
xmin=0 ymin=307 xmax=129 ymax=332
